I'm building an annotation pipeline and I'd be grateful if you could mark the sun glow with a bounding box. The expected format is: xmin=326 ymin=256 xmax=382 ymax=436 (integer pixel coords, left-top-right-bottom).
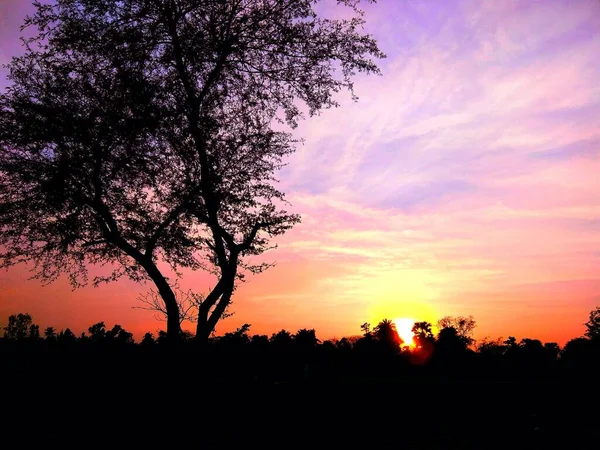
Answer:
xmin=394 ymin=318 xmax=416 ymax=347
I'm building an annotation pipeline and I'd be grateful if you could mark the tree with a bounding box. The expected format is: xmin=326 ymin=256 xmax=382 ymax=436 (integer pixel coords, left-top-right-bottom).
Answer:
xmin=437 ymin=315 xmax=476 ymax=346
xmin=44 ymin=326 xmax=57 ymax=342
xmin=270 ymin=329 xmax=293 ymax=350
xmin=436 ymin=327 xmax=469 ymax=354
xmin=29 ymin=323 xmax=41 ymax=341
xmin=411 ymin=321 xmax=434 ymax=348
xmin=360 ymin=322 xmax=372 ymax=337
xmin=477 ymin=337 xmax=506 ymax=358
xmin=3 ymin=313 xmax=35 ymax=341
xmin=294 ymin=328 xmax=319 ymax=350
xmin=543 ymin=342 xmax=560 ymax=360
xmin=373 ymin=318 xmax=403 ymax=350
xmin=140 ymin=332 xmax=156 ymax=347
xmin=56 ymin=328 xmax=77 ymax=346
xmin=584 ymin=306 xmax=600 ymax=340
xmin=88 ymin=322 xmax=107 ymax=343
xmin=106 ymin=324 xmax=135 ymax=345
xmin=0 ymin=0 xmax=384 ymax=342
xmin=219 ymin=323 xmax=252 ymax=347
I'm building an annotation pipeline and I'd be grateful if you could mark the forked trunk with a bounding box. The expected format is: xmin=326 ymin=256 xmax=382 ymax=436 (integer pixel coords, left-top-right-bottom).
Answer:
xmin=195 ymin=272 xmax=236 ymax=344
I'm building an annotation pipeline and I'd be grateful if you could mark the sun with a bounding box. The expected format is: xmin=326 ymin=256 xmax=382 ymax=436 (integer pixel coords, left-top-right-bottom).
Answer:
xmin=393 ymin=318 xmax=415 ymax=347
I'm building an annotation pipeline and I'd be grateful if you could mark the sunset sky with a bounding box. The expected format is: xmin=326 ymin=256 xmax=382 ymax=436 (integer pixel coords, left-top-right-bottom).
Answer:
xmin=1 ymin=0 xmax=599 ymax=345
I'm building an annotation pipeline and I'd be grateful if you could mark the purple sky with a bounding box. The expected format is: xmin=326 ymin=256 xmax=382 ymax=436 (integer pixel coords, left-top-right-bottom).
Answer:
xmin=1 ymin=0 xmax=599 ymax=344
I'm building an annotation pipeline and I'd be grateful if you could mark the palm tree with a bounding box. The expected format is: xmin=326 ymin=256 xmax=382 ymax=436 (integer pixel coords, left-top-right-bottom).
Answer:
xmin=373 ymin=319 xmax=403 ymax=350
xmin=412 ymin=321 xmax=434 ymax=349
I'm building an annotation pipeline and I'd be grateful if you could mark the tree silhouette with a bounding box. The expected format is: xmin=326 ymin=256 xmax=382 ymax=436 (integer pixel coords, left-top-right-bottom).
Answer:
xmin=106 ymin=324 xmax=134 ymax=345
xmin=29 ymin=323 xmax=40 ymax=341
xmin=543 ymin=342 xmax=560 ymax=359
xmin=0 ymin=0 xmax=384 ymax=342
xmin=373 ymin=318 xmax=403 ymax=350
xmin=3 ymin=313 xmax=35 ymax=341
xmin=140 ymin=332 xmax=156 ymax=347
xmin=294 ymin=328 xmax=319 ymax=350
xmin=410 ymin=321 xmax=435 ymax=364
xmin=270 ymin=329 xmax=293 ymax=351
xmin=219 ymin=323 xmax=252 ymax=349
xmin=88 ymin=322 xmax=107 ymax=343
xmin=57 ymin=328 xmax=77 ymax=346
xmin=412 ymin=321 xmax=434 ymax=347
xmin=360 ymin=322 xmax=372 ymax=337
xmin=584 ymin=306 xmax=600 ymax=340
xmin=437 ymin=315 xmax=476 ymax=347
xmin=44 ymin=327 xmax=57 ymax=342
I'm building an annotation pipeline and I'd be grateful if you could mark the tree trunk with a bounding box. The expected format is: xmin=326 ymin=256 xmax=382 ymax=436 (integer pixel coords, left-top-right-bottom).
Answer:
xmin=140 ymin=259 xmax=182 ymax=342
xmin=195 ymin=272 xmax=236 ymax=344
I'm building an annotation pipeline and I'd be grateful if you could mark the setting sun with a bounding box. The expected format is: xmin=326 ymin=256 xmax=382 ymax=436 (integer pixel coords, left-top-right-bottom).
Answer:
xmin=394 ymin=318 xmax=415 ymax=347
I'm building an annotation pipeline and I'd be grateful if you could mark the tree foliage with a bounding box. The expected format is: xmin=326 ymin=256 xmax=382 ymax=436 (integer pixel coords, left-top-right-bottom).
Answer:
xmin=437 ymin=315 xmax=476 ymax=346
xmin=0 ymin=0 xmax=384 ymax=340
xmin=3 ymin=313 xmax=36 ymax=340
xmin=373 ymin=318 xmax=403 ymax=350
xmin=584 ymin=306 xmax=600 ymax=340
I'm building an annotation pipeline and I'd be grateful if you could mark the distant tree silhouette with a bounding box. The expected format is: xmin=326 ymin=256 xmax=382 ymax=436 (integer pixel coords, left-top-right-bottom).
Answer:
xmin=360 ymin=322 xmax=372 ymax=337
xmin=28 ymin=323 xmax=40 ymax=341
xmin=57 ymin=328 xmax=77 ymax=346
xmin=410 ymin=321 xmax=435 ymax=364
xmin=88 ymin=322 xmax=107 ymax=343
xmin=3 ymin=313 xmax=35 ymax=341
xmin=436 ymin=327 xmax=469 ymax=354
xmin=560 ymin=337 xmax=600 ymax=372
xmin=477 ymin=337 xmax=506 ymax=359
xmin=515 ymin=338 xmax=548 ymax=371
xmin=412 ymin=321 xmax=435 ymax=347
xmin=294 ymin=329 xmax=320 ymax=351
xmin=270 ymin=329 xmax=293 ymax=350
xmin=373 ymin=319 xmax=403 ymax=351
xmin=504 ymin=336 xmax=518 ymax=348
xmin=543 ymin=342 xmax=560 ymax=360
xmin=584 ymin=306 xmax=600 ymax=340
xmin=437 ymin=316 xmax=476 ymax=347
xmin=156 ymin=330 xmax=169 ymax=346
xmin=44 ymin=327 xmax=57 ymax=343
xmin=218 ymin=324 xmax=252 ymax=350
xmin=250 ymin=334 xmax=269 ymax=350
xmin=140 ymin=332 xmax=156 ymax=347
xmin=4 ymin=308 xmax=600 ymax=391
xmin=106 ymin=324 xmax=134 ymax=345
xmin=335 ymin=337 xmax=353 ymax=353
xmin=0 ymin=0 xmax=384 ymax=342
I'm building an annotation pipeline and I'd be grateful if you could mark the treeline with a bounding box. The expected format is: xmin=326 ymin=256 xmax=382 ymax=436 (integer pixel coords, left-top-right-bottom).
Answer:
xmin=2 ymin=308 xmax=599 ymax=382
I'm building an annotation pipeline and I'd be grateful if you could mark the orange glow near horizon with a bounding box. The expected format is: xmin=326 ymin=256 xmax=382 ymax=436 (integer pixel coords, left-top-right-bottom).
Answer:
xmin=394 ymin=318 xmax=416 ymax=347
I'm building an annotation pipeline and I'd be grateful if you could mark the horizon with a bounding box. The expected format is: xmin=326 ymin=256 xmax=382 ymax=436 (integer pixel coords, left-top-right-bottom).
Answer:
xmin=1 ymin=0 xmax=599 ymax=347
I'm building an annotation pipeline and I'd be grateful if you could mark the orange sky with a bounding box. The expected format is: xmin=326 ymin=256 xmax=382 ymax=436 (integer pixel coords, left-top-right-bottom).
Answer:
xmin=1 ymin=0 xmax=600 ymax=346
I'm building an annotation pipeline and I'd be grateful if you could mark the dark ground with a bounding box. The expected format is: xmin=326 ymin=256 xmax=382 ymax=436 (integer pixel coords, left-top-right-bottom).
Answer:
xmin=4 ymin=356 xmax=599 ymax=449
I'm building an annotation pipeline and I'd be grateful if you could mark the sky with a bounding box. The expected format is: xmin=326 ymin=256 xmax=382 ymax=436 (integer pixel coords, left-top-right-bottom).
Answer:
xmin=1 ymin=0 xmax=599 ymax=345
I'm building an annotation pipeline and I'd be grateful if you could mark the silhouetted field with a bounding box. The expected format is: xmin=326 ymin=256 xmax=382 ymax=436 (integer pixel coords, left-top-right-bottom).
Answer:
xmin=3 ymin=347 xmax=598 ymax=449
xmin=2 ymin=310 xmax=600 ymax=448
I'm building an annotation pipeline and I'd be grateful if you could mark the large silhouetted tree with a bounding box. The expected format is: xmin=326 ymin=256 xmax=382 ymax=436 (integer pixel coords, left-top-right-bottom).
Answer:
xmin=0 ymin=0 xmax=384 ymax=342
